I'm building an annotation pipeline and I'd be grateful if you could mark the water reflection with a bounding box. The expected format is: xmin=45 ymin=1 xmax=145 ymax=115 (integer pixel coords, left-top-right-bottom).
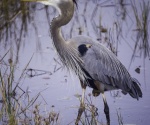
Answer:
xmin=26 ymin=68 xmax=52 ymax=77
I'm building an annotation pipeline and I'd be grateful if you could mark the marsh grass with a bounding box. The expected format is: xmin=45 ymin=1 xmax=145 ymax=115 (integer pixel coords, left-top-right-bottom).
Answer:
xmin=0 ymin=0 xmax=46 ymax=62
xmin=74 ymin=91 xmax=125 ymax=125
xmin=0 ymin=0 xmax=30 ymax=43
xmin=90 ymin=0 xmax=150 ymax=60
xmin=1 ymin=0 xmax=149 ymax=62
xmin=32 ymin=105 xmax=60 ymax=125
xmin=0 ymin=52 xmax=60 ymax=125
xmin=0 ymin=61 xmax=17 ymax=125
xmin=131 ymin=0 xmax=150 ymax=60
xmin=116 ymin=109 xmax=123 ymax=125
xmin=74 ymin=93 xmax=107 ymax=125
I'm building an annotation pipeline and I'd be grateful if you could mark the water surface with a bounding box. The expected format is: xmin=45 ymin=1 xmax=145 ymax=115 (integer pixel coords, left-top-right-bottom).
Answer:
xmin=1 ymin=0 xmax=150 ymax=125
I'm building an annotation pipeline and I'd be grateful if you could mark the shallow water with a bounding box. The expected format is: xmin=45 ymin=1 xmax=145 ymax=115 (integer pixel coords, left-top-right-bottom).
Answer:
xmin=1 ymin=0 xmax=150 ymax=125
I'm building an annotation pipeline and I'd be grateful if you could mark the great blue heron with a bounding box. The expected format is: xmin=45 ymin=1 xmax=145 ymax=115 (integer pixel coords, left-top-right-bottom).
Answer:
xmin=26 ymin=0 xmax=142 ymax=124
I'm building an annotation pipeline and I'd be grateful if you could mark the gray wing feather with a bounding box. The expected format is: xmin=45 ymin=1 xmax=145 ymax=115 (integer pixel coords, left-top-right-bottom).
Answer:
xmin=69 ymin=36 xmax=142 ymax=98
xmin=81 ymin=41 xmax=133 ymax=92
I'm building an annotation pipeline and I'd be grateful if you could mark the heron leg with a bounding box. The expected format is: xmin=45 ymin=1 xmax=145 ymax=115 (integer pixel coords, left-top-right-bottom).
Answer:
xmin=80 ymin=81 xmax=86 ymax=106
xmin=75 ymin=102 xmax=85 ymax=125
xmin=75 ymin=82 xmax=86 ymax=125
xmin=102 ymin=92 xmax=110 ymax=125
xmin=81 ymin=88 xmax=86 ymax=106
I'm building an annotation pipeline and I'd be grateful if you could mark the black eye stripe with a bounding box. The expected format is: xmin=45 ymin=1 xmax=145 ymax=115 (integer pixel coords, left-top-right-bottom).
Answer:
xmin=78 ymin=44 xmax=88 ymax=56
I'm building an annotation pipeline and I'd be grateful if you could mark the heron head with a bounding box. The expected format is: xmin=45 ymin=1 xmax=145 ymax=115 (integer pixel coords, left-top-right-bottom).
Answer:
xmin=21 ymin=0 xmax=77 ymax=6
xmin=22 ymin=0 xmax=77 ymax=14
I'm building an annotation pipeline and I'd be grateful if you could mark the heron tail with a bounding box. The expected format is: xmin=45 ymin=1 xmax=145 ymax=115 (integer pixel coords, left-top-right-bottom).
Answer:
xmin=129 ymin=78 xmax=142 ymax=100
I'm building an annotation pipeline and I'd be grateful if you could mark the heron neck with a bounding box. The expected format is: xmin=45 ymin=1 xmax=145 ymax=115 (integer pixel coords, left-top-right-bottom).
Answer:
xmin=50 ymin=2 xmax=74 ymax=53
xmin=50 ymin=2 xmax=86 ymax=82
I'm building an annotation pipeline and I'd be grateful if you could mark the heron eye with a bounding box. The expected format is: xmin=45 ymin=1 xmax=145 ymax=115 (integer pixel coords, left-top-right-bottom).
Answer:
xmin=78 ymin=44 xmax=88 ymax=56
